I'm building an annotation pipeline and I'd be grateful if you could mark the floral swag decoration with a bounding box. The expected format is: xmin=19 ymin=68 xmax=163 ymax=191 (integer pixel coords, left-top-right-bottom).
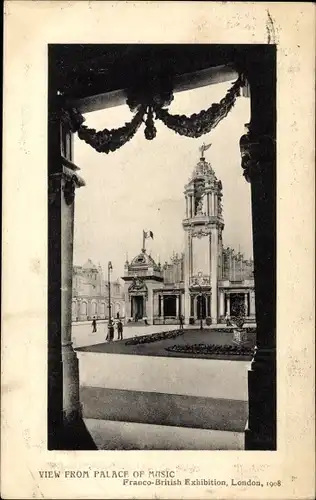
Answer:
xmin=61 ymin=75 xmax=244 ymax=154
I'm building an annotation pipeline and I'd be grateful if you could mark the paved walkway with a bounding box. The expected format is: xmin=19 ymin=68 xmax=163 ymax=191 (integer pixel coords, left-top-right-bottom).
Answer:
xmin=84 ymin=419 xmax=244 ymax=450
xmin=72 ymin=322 xmax=179 ymax=349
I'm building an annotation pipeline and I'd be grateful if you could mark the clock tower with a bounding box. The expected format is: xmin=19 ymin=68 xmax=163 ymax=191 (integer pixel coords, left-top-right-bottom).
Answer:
xmin=183 ymin=146 xmax=224 ymax=324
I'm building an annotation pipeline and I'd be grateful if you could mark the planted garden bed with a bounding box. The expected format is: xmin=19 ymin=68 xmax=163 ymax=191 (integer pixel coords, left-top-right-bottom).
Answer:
xmin=125 ymin=329 xmax=184 ymax=346
xmin=165 ymin=343 xmax=255 ymax=357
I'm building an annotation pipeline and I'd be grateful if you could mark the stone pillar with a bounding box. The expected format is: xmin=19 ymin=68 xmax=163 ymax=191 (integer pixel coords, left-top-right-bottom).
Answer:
xmin=240 ymin=47 xmax=276 ymax=450
xmin=219 ymin=290 xmax=225 ymax=317
xmin=214 ymin=193 xmax=218 ymax=216
xmin=250 ymin=289 xmax=256 ymax=316
xmin=161 ymin=295 xmax=164 ymax=318
xmin=206 ymin=191 xmax=210 ymax=216
xmin=193 ymin=296 xmax=197 ymax=319
xmin=176 ymin=295 xmax=180 ymax=318
xmin=147 ymin=288 xmax=153 ymax=324
xmin=153 ymin=292 xmax=159 ymax=319
xmin=189 ymin=194 xmax=193 ymax=218
xmin=226 ymin=294 xmax=231 ymax=316
xmin=124 ymin=293 xmax=130 ymax=323
xmin=60 ymin=166 xmax=85 ymax=425
xmin=185 ymin=196 xmax=188 ymax=218
xmin=210 ymin=227 xmax=218 ymax=324
xmin=143 ymin=295 xmax=147 ymax=318
xmin=184 ymin=231 xmax=191 ymax=325
xmin=244 ymin=292 xmax=249 ymax=316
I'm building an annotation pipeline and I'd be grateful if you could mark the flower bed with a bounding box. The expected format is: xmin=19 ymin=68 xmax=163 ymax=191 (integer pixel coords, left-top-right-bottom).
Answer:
xmin=218 ymin=327 xmax=256 ymax=334
xmin=165 ymin=343 xmax=255 ymax=357
xmin=125 ymin=329 xmax=184 ymax=346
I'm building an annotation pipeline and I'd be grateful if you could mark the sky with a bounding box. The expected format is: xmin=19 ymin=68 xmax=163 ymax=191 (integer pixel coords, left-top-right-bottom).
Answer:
xmin=73 ymin=81 xmax=252 ymax=281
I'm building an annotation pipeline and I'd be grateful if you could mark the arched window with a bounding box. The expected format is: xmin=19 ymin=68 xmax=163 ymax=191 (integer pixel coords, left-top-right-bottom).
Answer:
xmin=72 ymin=301 xmax=77 ymax=316
xmin=81 ymin=301 xmax=87 ymax=315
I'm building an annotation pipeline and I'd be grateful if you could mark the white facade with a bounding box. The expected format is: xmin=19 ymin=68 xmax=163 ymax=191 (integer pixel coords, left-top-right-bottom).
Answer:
xmin=123 ymin=154 xmax=255 ymax=326
xmin=72 ymin=259 xmax=125 ymax=321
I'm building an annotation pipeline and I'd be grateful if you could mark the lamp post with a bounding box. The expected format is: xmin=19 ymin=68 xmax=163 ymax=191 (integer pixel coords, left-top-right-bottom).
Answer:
xmin=108 ymin=261 xmax=113 ymax=322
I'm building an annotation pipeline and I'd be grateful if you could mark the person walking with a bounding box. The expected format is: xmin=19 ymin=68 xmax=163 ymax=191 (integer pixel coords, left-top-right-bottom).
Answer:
xmin=92 ymin=317 xmax=97 ymax=333
xmin=117 ymin=320 xmax=123 ymax=340
xmin=179 ymin=314 xmax=184 ymax=330
xmin=106 ymin=320 xmax=114 ymax=342
xmin=225 ymin=312 xmax=231 ymax=327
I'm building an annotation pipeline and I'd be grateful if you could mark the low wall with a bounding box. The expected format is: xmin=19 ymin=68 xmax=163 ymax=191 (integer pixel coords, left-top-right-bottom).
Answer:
xmin=78 ymin=352 xmax=250 ymax=435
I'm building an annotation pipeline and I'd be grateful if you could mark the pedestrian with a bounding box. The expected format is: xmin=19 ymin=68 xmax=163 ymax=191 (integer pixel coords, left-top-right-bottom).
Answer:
xmin=225 ymin=312 xmax=231 ymax=326
xmin=92 ymin=317 xmax=97 ymax=333
xmin=179 ymin=314 xmax=184 ymax=330
xmin=117 ymin=320 xmax=123 ymax=340
xmin=106 ymin=320 xmax=114 ymax=342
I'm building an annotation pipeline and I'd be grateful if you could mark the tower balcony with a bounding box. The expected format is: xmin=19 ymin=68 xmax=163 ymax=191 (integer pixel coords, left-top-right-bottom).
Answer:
xmin=189 ymin=275 xmax=211 ymax=287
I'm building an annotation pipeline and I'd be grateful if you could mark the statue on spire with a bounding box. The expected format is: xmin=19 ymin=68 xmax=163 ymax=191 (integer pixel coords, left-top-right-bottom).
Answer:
xmin=199 ymin=142 xmax=212 ymax=159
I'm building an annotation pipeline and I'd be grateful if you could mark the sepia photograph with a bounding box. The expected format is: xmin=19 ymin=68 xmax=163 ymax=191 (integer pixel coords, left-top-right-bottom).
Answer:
xmin=48 ymin=43 xmax=276 ymax=451
xmin=2 ymin=2 xmax=315 ymax=499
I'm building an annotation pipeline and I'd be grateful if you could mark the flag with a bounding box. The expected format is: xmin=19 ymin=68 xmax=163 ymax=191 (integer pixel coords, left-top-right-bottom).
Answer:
xmin=144 ymin=230 xmax=154 ymax=240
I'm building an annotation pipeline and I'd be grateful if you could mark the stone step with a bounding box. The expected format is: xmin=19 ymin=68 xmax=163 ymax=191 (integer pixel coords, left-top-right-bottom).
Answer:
xmin=80 ymin=386 xmax=247 ymax=433
xmin=84 ymin=418 xmax=244 ymax=450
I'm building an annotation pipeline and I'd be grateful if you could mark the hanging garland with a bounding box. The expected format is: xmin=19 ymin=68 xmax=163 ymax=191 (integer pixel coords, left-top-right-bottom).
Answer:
xmin=76 ymin=105 xmax=146 ymax=154
xmin=154 ymin=76 xmax=243 ymax=138
xmin=62 ymin=76 xmax=244 ymax=153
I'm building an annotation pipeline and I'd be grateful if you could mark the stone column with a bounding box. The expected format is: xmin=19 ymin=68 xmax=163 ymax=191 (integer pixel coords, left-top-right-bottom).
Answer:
xmin=60 ymin=165 xmax=85 ymax=425
xmin=193 ymin=296 xmax=197 ymax=319
xmin=250 ymin=289 xmax=256 ymax=316
xmin=214 ymin=193 xmax=218 ymax=216
xmin=153 ymin=292 xmax=159 ymax=320
xmin=143 ymin=295 xmax=147 ymax=318
xmin=176 ymin=295 xmax=179 ymax=318
xmin=219 ymin=290 xmax=225 ymax=317
xmin=226 ymin=294 xmax=231 ymax=316
xmin=206 ymin=191 xmax=210 ymax=216
xmin=244 ymin=292 xmax=249 ymax=316
xmin=241 ymin=48 xmax=276 ymax=450
xmin=189 ymin=194 xmax=193 ymax=218
xmin=48 ymin=103 xmax=98 ymax=449
xmin=147 ymin=287 xmax=153 ymax=324
xmin=210 ymin=227 xmax=218 ymax=324
xmin=185 ymin=196 xmax=188 ymax=218
xmin=184 ymin=231 xmax=191 ymax=324
xmin=161 ymin=295 xmax=164 ymax=318
xmin=124 ymin=293 xmax=130 ymax=323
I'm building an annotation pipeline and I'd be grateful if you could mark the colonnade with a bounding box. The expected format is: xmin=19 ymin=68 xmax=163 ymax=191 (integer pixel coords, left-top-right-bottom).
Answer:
xmin=185 ymin=189 xmax=219 ymax=218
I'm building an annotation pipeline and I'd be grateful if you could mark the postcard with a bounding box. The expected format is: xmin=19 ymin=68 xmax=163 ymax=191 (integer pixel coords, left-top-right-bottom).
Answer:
xmin=1 ymin=1 xmax=315 ymax=499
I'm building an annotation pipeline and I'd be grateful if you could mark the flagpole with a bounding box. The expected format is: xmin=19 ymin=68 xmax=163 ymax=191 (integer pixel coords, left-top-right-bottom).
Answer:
xmin=142 ymin=230 xmax=146 ymax=253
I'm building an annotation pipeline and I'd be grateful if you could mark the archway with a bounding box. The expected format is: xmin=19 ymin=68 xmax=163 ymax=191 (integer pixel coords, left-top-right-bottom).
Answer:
xmin=100 ymin=302 xmax=105 ymax=319
xmin=80 ymin=301 xmax=87 ymax=317
xmin=131 ymin=296 xmax=144 ymax=320
xmin=197 ymin=295 xmax=207 ymax=319
xmin=91 ymin=301 xmax=97 ymax=317
xmin=72 ymin=300 xmax=77 ymax=321
xmin=49 ymin=45 xmax=276 ymax=451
